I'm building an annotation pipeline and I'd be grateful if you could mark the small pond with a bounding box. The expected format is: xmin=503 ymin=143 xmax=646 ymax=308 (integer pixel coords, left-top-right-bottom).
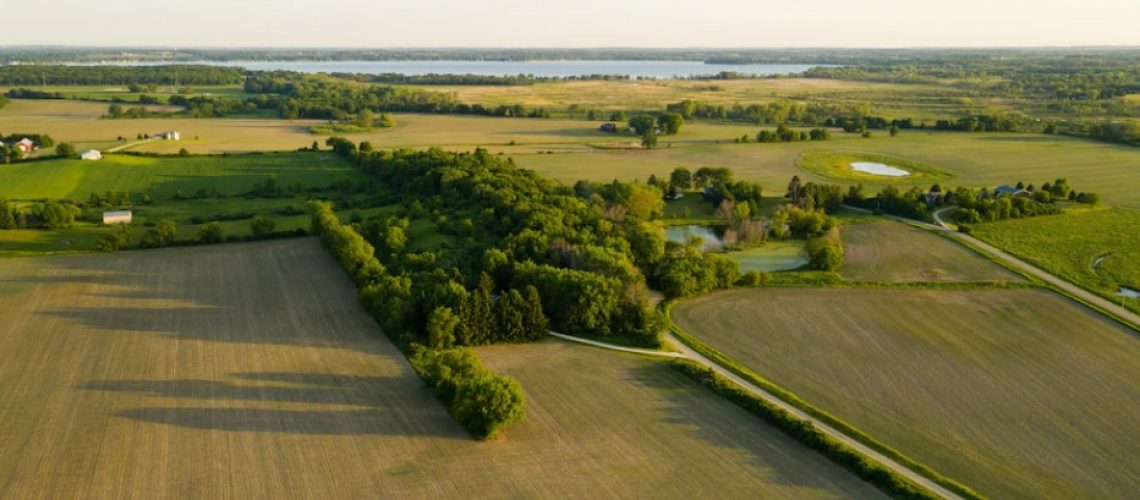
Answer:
xmin=1118 ymin=287 xmax=1140 ymax=299
xmin=665 ymin=225 xmax=808 ymax=272
xmin=851 ymin=161 xmax=911 ymax=177
xmin=666 ymin=225 xmax=725 ymax=251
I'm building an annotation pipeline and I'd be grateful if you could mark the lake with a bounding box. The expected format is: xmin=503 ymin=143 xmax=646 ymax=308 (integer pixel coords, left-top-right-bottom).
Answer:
xmin=72 ymin=60 xmax=826 ymax=79
xmin=851 ymin=161 xmax=911 ymax=177
xmin=665 ymin=225 xmax=808 ymax=272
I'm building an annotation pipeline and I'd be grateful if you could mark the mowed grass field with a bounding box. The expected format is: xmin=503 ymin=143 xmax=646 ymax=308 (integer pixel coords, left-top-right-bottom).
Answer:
xmin=0 ymin=239 xmax=883 ymax=498
xmin=0 ymin=152 xmax=364 ymax=200
xmin=840 ymin=220 xmax=1018 ymax=281
xmin=672 ymin=288 xmax=1140 ymax=499
xmin=969 ymin=208 xmax=1140 ymax=312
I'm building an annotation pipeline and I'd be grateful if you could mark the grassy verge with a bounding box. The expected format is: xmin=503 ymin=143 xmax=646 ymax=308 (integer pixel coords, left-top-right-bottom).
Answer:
xmin=670 ymin=359 xmax=937 ymax=500
xmin=662 ymin=301 xmax=984 ymax=500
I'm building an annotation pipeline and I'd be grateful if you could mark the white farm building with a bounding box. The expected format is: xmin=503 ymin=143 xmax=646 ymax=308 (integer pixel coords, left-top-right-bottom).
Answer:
xmin=102 ymin=211 xmax=133 ymax=225
xmin=80 ymin=149 xmax=103 ymax=161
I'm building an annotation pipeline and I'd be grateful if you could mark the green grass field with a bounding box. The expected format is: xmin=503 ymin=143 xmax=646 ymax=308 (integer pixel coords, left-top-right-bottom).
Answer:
xmin=0 ymin=239 xmax=884 ymax=498
xmin=969 ymin=208 xmax=1140 ymax=312
xmin=841 ymin=220 xmax=1018 ymax=281
xmin=729 ymin=240 xmax=808 ymax=272
xmin=516 ymin=131 xmax=1140 ymax=209
xmin=672 ymin=287 xmax=1140 ymax=499
xmin=0 ymin=152 xmax=364 ymax=200
xmin=796 ymin=151 xmax=953 ymax=183
xmin=5 ymin=99 xmax=1138 ymax=208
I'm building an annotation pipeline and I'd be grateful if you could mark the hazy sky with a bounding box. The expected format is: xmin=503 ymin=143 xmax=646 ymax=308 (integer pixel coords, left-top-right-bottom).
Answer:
xmin=5 ymin=0 xmax=1139 ymax=48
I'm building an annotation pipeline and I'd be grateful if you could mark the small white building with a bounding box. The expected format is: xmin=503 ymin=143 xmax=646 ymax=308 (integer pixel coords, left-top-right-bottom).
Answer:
xmin=80 ymin=149 xmax=103 ymax=161
xmin=156 ymin=131 xmax=181 ymax=141
xmin=102 ymin=211 xmax=133 ymax=225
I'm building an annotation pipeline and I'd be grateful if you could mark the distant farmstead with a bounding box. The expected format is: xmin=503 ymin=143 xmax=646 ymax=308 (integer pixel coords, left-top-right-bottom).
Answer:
xmin=102 ymin=211 xmax=133 ymax=225
xmin=14 ymin=138 xmax=36 ymax=153
xmin=156 ymin=131 xmax=181 ymax=141
xmin=80 ymin=149 xmax=103 ymax=161
xmin=994 ymin=184 xmax=1030 ymax=198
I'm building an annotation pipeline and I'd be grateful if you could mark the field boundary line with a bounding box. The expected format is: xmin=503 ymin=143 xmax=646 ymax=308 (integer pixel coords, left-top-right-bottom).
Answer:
xmin=547 ymin=331 xmax=684 ymax=358
xmin=915 ymin=209 xmax=1140 ymax=330
xmin=663 ymin=303 xmax=980 ymax=500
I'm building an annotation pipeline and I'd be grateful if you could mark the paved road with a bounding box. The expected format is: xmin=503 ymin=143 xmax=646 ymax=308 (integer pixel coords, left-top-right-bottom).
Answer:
xmin=926 ymin=207 xmax=1140 ymax=328
xmin=548 ymin=330 xmax=964 ymax=499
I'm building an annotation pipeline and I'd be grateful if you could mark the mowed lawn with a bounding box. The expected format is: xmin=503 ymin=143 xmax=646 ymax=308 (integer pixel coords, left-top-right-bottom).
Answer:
xmin=969 ymin=208 xmax=1140 ymax=313
xmin=840 ymin=220 xmax=1018 ymax=281
xmin=0 ymin=153 xmax=364 ymax=200
xmin=672 ymin=288 xmax=1140 ymax=499
xmin=0 ymin=239 xmax=883 ymax=498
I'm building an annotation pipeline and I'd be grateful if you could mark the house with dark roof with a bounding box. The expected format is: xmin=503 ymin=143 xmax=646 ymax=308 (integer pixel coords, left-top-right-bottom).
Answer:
xmin=994 ymin=184 xmax=1030 ymax=198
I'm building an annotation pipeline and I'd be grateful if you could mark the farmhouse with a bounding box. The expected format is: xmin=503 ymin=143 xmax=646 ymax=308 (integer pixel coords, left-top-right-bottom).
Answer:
xmin=14 ymin=138 xmax=35 ymax=154
xmin=994 ymin=184 xmax=1030 ymax=198
xmin=155 ymin=131 xmax=181 ymax=141
xmin=80 ymin=149 xmax=102 ymax=161
xmin=102 ymin=210 xmax=133 ymax=225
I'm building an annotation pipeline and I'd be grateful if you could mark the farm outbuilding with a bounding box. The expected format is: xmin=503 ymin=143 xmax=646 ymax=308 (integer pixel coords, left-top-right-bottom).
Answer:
xmin=156 ymin=131 xmax=181 ymax=141
xmin=102 ymin=211 xmax=133 ymax=225
xmin=80 ymin=149 xmax=102 ymax=161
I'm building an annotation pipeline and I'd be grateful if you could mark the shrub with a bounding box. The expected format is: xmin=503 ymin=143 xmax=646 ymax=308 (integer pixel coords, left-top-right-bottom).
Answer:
xmin=452 ymin=375 xmax=526 ymax=440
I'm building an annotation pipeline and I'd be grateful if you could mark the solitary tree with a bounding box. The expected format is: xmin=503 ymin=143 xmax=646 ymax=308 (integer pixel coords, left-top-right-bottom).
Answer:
xmin=55 ymin=142 xmax=76 ymax=158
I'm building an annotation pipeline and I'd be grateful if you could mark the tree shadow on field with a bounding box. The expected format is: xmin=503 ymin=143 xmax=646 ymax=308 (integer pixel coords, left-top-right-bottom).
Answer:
xmin=35 ymin=239 xmax=395 ymax=355
xmin=625 ymin=362 xmax=884 ymax=496
xmin=80 ymin=371 xmax=464 ymax=437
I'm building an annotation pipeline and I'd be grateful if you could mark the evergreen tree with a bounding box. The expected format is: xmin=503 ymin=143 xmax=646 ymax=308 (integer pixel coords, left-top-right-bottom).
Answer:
xmin=521 ymin=285 xmax=549 ymax=340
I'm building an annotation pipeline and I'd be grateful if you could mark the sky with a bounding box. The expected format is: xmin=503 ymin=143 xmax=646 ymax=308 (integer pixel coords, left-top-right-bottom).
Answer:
xmin=4 ymin=0 xmax=1139 ymax=48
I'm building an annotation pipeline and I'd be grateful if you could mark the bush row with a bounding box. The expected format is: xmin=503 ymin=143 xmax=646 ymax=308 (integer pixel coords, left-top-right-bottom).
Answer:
xmin=670 ymin=359 xmax=939 ymax=499
xmin=410 ymin=348 xmax=526 ymax=440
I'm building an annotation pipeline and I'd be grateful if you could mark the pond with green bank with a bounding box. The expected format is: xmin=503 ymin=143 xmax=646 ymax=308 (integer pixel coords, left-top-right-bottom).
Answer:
xmin=665 ymin=225 xmax=808 ymax=272
xmin=798 ymin=151 xmax=952 ymax=183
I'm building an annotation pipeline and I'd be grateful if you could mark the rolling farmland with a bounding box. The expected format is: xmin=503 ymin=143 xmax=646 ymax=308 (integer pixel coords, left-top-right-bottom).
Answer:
xmin=840 ymin=220 xmax=1019 ymax=282
xmin=671 ymin=287 xmax=1140 ymax=499
xmin=0 ymin=239 xmax=884 ymax=498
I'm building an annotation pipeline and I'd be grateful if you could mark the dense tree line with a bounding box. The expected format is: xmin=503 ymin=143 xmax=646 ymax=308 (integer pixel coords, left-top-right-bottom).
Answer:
xmin=0 ymin=199 xmax=80 ymax=230
xmin=4 ymin=88 xmax=65 ymax=100
xmin=0 ymin=65 xmax=243 ymax=86
xmin=309 ymin=200 xmax=527 ymax=439
xmin=245 ymin=72 xmax=549 ymax=120
xmin=847 ymin=178 xmax=1094 ymax=224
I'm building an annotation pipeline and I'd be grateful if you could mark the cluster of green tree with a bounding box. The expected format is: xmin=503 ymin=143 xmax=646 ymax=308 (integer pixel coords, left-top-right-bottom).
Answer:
xmin=88 ymin=191 xmax=134 ymax=208
xmin=932 ymin=114 xmax=1027 ymax=133
xmin=667 ymin=99 xmax=884 ymax=126
xmin=107 ymin=95 xmax=265 ymax=119
xmin=308 ymin=199 xmax=528 ymax=439
xmin=805 ymin=226 xmax=844 ymax=271
xmin=670 ymin=359 xmax=941 ymax=499
xmin=323 ymin=142 xmax=664 ymax=346
xmin=1054 ymin=120 xmax=1140 ymax=147
xmin=0 ymin=65 xmax=243 ymax=86
xmin=849 ymin=178 xmax=1093 ymax=224
xmin=0 ymin=199 xmax=80 ymax=230
xmin=245 ymin=72 xmax=548 ymax=120
xmin=626 ymin=113 xmax=685 ymax=147
xmin=4 ymin=88 xmax=65 ymax=99
xmin=410 ymin=348 xmax=526 ymax=440
xmin=754 ymin=125 xmax=830 ymax=143
xmin=786 ymin=176 xmax=845 ymax=214
xmin=651 ymin=237 xmax=739 ymax=298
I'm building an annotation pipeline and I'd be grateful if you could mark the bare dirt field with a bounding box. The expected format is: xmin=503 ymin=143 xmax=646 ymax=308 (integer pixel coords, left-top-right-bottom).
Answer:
xmin=672 ymin=287 xmax=1140 ymax=499
xmin=0 ymin=239 xmax=882 ymax=498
